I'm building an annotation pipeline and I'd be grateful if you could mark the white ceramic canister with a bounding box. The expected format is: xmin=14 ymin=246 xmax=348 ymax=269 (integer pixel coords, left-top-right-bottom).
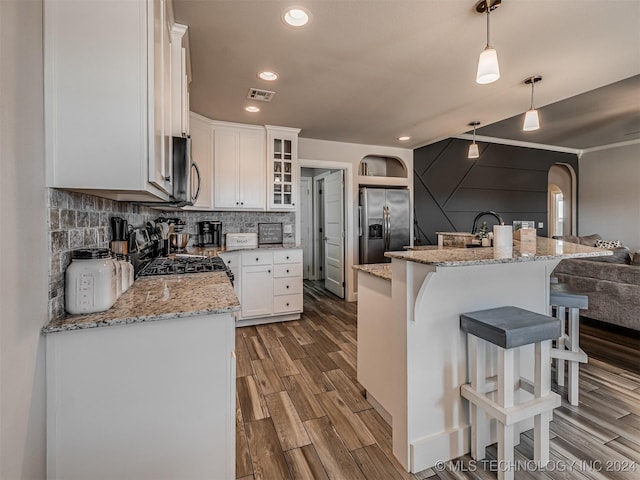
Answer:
xmin=125 ymin=256 xmax=134 ymax=288
xmin=117 ymin=255 xmax=131 ymax=293
xmin=65 ymin=248 xmax=117 ymax=314
xmin=112 ymin=255 xmax=123 ymax=298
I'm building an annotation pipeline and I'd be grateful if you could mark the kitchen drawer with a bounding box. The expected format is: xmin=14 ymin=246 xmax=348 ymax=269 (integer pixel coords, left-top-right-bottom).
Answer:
xmin=274 ymin=294 xmax=302 ymax=314
xmin=274 ymin=277 xmax=302 ymax=296
xmin=218 ymin=252 xmax=239 ymax=268
xmin=241 ymin=251 xmax=273 ymax=266
xmin=273 ymin=250 xmax=302 ymax=264
xmin=273 ymin=263 xmax=302 ymax=278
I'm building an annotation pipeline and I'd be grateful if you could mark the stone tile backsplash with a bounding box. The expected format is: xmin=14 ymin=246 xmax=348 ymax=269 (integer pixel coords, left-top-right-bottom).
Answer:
xmin=178 ymin=211 xmax=296 ymax=245
xmin=47 ymin=188 xmax=296 ymax=321
xmin=47 ymin=189 xmax=159 ymax=321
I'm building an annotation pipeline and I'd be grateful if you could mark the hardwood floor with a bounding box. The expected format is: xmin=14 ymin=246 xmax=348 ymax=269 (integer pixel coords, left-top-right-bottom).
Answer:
xmin=236 ymin=281 xmax=640 ymax=479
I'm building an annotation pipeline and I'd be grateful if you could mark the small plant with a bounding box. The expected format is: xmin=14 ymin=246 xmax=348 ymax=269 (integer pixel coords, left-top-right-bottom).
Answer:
xmin=478 ymin=221 xmax=489 ymax=239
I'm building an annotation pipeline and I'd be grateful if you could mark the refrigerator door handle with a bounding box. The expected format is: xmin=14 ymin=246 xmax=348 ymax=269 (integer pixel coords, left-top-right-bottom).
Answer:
xmin=383 ymin=205 xmax=390 ymax=251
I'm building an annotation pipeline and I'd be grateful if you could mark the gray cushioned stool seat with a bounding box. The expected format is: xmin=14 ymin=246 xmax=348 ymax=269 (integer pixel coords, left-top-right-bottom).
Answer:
xmin=549 ymin=283 xmax=588 ymax=309
xmin=460 ymin=306 xmax=561 ymax=349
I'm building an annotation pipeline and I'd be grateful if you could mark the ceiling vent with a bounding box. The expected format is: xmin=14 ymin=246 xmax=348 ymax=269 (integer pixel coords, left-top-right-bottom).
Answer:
xmin=247 ymin=88 xmax=276 ymax=102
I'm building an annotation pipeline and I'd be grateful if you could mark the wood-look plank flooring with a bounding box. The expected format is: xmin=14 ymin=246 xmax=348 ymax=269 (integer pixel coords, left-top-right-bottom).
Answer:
xmin=236 ymin=281 xmax=640 ymax=479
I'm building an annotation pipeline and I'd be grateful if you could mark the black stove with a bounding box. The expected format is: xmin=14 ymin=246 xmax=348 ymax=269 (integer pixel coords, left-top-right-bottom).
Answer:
xmin=138 ymin=255 xmax=233 ymax=283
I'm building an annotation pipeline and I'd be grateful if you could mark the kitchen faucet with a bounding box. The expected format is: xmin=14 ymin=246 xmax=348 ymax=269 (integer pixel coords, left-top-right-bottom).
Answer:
xmin=471 ymin=211 xmax=505 ymax=234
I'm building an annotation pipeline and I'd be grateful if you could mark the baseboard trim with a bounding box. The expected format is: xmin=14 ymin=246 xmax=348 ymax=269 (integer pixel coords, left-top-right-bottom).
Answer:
xmin=235 ymin=313 xmax=300 ymax=327
xmin=410 ymin=426 xmax=470 ymax=473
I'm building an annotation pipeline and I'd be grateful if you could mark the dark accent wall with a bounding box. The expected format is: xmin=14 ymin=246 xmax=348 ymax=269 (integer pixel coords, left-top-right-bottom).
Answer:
xmin=413 ymin=139 xmax=579 ymax=245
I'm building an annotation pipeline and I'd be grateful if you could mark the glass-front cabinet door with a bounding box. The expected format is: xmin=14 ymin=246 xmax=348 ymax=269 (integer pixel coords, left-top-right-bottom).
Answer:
xmin=266 ymin=126 xmax=300 ymax=211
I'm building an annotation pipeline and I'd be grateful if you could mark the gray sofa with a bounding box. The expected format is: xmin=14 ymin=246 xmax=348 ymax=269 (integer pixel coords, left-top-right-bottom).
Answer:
xmin=552 ymin=235 xmax=640 ymax=331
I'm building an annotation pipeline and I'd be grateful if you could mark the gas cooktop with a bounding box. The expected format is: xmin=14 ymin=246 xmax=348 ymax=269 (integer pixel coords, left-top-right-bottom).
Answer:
xmin=137 ymin=255 xmax=233 ymax=283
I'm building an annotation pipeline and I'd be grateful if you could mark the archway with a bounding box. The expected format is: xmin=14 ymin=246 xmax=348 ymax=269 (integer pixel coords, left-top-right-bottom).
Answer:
xmin=548 ymin=164 xmax=576 ymax=237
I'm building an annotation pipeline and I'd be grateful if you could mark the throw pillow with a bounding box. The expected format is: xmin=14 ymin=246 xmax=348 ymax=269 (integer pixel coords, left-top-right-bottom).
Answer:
xmin=595 ymin=239 xmax=622 ymax=249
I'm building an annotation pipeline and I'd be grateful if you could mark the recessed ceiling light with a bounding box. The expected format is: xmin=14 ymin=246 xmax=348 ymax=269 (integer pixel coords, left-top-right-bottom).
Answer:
xmin=245 ymin=106 xmax=260 ymax=113
xmin=398 ymin=136 xmax=411 ymax=141
xmin=258 ymin=71 xmax=278 ymax=81
xmin=283 ymin=7 xmax=310 ymax=27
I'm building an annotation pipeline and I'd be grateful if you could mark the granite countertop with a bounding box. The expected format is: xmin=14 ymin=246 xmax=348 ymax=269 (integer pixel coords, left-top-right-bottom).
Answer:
xmin=385 ymin=237 xmax=612 ymax=267
xmin=43 ymin=272 xmax=240 ymax=334
xmin=353 ymin=263 xmax=392 ymax=281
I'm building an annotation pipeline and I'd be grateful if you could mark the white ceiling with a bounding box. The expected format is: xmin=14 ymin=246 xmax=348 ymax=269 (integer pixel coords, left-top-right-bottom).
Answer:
xmin=174 ymin=0 xmax=640 ymax=150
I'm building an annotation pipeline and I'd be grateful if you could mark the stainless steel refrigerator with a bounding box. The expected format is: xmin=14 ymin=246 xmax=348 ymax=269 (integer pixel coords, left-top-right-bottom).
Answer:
xmin=359 ymin=187 xmax=411 ymax=264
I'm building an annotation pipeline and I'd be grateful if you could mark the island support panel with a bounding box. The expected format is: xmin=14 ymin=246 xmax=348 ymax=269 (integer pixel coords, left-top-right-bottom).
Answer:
xmin=389 ymin=258 xmax=560 ymax=473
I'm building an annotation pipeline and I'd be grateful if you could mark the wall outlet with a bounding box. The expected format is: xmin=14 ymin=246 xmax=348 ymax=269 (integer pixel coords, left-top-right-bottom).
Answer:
xmin=538 ymin=222 xmax=544 ymax=228
xmin=283 ymin=224 xmax=293 ymax=234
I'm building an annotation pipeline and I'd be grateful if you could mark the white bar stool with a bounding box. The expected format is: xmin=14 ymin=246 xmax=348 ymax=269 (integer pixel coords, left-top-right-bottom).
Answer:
xmin=460 ymin=306 xmax=561 ymax=480
xmin=549 ymin=283 xmax=588 ymax=406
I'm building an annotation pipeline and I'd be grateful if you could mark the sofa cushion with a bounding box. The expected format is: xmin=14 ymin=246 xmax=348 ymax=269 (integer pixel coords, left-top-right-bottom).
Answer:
xmin=586 ymin=246 xmax=632 ymax=264
xmin=552 ymin=234 xmax=602 ymax=246
xmin=554 ymin=258 xmax=639 ymax=284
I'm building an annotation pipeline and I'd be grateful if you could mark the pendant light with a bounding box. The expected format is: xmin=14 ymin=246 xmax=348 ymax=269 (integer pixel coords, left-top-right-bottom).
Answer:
xmin=468 ymin=122 xmax=480 ymax=158
xmin=475 ymin=0 xmax=501 ymax=85
xmin=523 ymin=76 xmax=542 ymax=131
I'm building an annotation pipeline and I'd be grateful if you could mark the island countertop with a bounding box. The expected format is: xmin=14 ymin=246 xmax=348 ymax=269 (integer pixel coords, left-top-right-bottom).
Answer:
xmin=353 ymin=263 xmax=392 ymax=281
xmin=43 ymin=271 xmax=240 ymax=333
xmin=385 ymin=237 xmax=611 ymax=266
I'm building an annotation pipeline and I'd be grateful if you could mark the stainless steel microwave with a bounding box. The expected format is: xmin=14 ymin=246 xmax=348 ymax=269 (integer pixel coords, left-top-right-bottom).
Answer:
xmin=170 ymin=136 xmax=200 ymax=207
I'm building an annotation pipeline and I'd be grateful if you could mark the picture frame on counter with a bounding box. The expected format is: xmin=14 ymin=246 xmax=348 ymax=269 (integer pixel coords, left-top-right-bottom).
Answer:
xmin=258 ymin=222 xmax=283 ymax=245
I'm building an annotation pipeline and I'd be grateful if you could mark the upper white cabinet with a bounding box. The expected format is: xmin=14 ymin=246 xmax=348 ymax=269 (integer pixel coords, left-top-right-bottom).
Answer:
xmin=266 ymin=126 xmax=301 ymax=211
xmin=213 ymin=122 xmax=266 ymax=211
xmin=186 ymin=113 xmax=214 ymax=210
xmin=44 ymin=0 xmax=182 ymax=202
xmin=170 ymin=24 xmax=191 ymax=137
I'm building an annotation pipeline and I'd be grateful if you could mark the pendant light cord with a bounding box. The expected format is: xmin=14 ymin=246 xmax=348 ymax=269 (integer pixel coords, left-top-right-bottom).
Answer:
xmin=530 ymin=77 xmax=535 ymax=109
xmin=486 ymin=8 xmax=491 ymax=48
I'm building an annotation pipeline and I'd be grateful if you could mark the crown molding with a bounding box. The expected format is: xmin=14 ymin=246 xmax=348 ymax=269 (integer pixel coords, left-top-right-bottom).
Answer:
xmin=454 ymin=134 xmax=582 ymax=155
xmin=579 ymin=138 xmax=640 ymax=155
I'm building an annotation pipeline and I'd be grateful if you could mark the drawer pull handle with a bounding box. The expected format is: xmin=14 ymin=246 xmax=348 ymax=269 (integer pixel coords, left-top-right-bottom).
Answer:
xmin=286 ymin=285 xmax=289 ymax=289
xmin=286 ymin=256 xmax=290 ymax=260
xmin=286 ymin=269 xmax=290 ymax=273
xmin=286 ymin=302 xmax=290 ymax=307
xmin=256 ymin=258 xmax=259 ymax=262
xmin=268 ymin=269 xmax=271 ymax=273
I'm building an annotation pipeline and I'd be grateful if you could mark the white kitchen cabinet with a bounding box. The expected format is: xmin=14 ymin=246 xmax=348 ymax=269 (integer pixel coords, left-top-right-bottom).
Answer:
xmin=44 ymin=0 xmax=177 ymax=201
xmin=170 ymin=23 xmax=191 ymax=137
xmin=213 ymin=122 xmax=266 ymax=210
xmin=241 ymin=265 xmax=274 ymax=318
xmin=46 ymin=313 xmax=235 ymax=480
xmin=266 ymin=126 xmax=301 ymax=211
xmin=186 ymin=113 xmax=214 ymax=210
xmin=228 ymin=248 xmax=303 ymax=325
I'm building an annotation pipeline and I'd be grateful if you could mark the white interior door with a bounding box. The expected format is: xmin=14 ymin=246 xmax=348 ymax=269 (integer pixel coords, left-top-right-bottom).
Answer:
xmin=323 ymin=170 xmax=344 ymax=298
xmin=300 ymin=177 xmax=313 ymax=279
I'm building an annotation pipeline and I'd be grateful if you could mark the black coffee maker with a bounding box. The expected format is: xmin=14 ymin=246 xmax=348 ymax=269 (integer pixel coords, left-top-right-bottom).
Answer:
xmin=197 ymin=221 xmax=222 ymax=247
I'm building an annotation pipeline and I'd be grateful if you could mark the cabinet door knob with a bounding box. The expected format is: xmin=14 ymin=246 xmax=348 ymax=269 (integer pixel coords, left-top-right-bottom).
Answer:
xmin=286 ymin=302 xmax=290 ymax=307
xmin=256 ymin=258 xmax=259 ymax=262
xmin=292 ymin=203 xmax=295 ymax=206
xmin=236 ymin=202 xmax=239 ymax=205
xmin=268 ymin=269 xmax=271 ymax=273
xmin=286 ymin=285 xmax=289 ymax=289
xmin=286 ymin=269 xmax=290 ymax=273
xmin=286 ymin=256 xmax=290 ymax=260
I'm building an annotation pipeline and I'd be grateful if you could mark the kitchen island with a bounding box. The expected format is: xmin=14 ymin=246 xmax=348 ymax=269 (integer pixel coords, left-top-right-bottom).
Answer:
xmin=43 ymin=272 xmax=239 ymax=480
xmin=357 ymin=238 xmax=609 ymax=473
